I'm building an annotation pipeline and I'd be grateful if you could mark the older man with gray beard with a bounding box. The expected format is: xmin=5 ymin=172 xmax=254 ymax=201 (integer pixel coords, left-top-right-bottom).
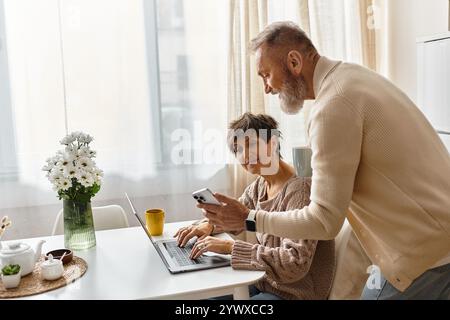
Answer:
xmin=198 ymin=21 xmax=450 ymax=300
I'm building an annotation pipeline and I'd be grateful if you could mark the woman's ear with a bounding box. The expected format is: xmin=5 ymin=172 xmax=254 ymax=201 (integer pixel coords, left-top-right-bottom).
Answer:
xmin=270 ymin=136 xmax=279 ymax=155
xmin=286 ymin=50 xmax=303 ymax=76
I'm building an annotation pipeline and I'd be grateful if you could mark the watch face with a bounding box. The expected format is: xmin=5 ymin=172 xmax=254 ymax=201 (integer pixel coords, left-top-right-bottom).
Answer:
xmin=246 ymin=219 xmax=256 ymax=232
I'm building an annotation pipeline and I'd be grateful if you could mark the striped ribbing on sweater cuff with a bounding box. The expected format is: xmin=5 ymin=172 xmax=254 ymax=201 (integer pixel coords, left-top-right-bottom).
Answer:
xmin=231 ymin=240 xmax=255 ymax=269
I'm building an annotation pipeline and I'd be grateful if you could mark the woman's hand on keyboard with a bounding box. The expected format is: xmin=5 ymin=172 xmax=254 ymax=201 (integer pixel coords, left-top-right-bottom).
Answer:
xmin=174 ymin=222 xmax=214 ymax=247
xmin=190 ymin=236 xmax=234 ymax=260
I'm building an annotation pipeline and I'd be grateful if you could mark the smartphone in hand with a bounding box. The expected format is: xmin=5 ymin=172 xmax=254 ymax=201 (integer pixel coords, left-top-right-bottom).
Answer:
xmin=192 ymin=188 xmax=221 ymax=205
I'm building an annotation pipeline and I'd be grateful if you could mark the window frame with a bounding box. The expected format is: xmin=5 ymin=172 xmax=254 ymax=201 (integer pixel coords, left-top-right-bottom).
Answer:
xmin=0 ymin=0 xmax=18 ymax=181
xmin=143 ymin=0 xmax=164 ymax=164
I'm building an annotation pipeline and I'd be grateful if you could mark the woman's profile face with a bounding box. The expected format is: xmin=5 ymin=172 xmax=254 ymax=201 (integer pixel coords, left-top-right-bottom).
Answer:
xmin=234 ymin=136 xmax=277 ymax=175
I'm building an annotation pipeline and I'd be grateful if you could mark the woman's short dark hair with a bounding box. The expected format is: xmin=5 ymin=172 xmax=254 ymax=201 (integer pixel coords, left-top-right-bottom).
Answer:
xmin=227 ymin=112 xmax=282 ymax=158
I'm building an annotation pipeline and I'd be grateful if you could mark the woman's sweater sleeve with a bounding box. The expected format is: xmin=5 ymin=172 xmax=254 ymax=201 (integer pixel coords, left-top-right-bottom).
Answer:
xmin=231 ymin=179 xmax=319 ymax=284
xmin=232 ymin=238 xmax=318 ymax=284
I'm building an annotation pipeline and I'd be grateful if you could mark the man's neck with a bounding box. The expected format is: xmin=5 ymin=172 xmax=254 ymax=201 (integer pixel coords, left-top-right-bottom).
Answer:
xmin=304 ymin=52 xmax=321 ymax=100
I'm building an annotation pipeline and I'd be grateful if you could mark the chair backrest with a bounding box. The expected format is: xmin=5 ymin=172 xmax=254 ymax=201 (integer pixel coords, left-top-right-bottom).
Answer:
xmin=328 ymin=218 xmax=372 ymax=300
xmin=52 ymin=204 xmax=130 ymax=236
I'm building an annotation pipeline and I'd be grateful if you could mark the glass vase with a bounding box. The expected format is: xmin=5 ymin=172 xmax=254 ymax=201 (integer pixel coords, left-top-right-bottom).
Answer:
xmin=63 ymin=199 xmax=96 ymax=250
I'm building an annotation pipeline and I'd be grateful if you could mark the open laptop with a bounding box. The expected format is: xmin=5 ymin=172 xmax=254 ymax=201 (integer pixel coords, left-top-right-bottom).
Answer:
xmin=125 ymin=193 xmax=230 ymax=274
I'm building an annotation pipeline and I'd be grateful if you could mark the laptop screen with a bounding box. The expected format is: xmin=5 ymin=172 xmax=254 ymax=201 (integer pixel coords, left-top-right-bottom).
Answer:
xmin=125 ymin=193 xmax=156 ymax=245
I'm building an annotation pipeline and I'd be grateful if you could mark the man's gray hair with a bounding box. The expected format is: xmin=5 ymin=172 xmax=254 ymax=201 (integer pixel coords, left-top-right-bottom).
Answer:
xmin=250 ymin=21 xmax=316 ymax=54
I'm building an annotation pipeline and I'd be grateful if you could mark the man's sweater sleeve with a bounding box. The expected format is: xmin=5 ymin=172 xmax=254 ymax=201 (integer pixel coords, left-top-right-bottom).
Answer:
xmin=255 ymin=96 xmax=363 ymax=240
xmin=213 ymin=179 xmax=258 ymax=235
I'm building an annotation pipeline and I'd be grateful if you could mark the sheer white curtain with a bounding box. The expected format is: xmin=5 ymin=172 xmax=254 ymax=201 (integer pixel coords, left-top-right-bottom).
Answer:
xmin=308 ymin=0 xmax=387 ymax=74
xmin=0 ymin=0 xmax=231 ymax=240
xmin=227 ymin=0 xmax=269 ymax=197
xmin=227 ymin=0 xmax=388 ymax=197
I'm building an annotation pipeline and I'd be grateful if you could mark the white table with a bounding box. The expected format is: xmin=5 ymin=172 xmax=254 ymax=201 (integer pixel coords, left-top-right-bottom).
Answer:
xmin=8 ymin=221 xmax=264 ymax=300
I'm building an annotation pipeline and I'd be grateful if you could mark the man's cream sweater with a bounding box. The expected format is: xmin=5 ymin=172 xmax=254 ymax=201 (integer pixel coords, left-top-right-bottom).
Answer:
xmin=253 ymin=56 xmax=450 ymax=292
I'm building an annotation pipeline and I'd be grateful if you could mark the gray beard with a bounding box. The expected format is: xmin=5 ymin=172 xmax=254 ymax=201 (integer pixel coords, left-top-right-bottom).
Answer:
xmin=279 ymin=74 xmax=307 ymax=115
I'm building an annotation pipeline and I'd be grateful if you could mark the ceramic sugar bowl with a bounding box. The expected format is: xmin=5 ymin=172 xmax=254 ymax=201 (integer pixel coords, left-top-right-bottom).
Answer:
xmin=41 ymin=254 xmax=64 ymax=281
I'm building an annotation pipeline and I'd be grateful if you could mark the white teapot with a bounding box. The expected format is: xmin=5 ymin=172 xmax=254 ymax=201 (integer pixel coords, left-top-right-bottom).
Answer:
xmin=0 ymin=240 xmax=46 ymax=276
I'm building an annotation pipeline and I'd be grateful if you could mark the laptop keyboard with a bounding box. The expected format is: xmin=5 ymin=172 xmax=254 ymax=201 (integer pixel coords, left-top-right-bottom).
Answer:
xmin=165 ymin=241 xmax=207 ymax=266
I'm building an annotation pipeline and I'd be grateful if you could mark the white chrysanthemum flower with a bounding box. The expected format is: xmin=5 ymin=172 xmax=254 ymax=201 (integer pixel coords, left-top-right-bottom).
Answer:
xmin=78 ymin=133 xmax=93 ymax=144
xmin=60 ymin=134 xmax=76 ymax=145
xmin=78 ymin=146 xmax=88 ymax=157
xmin=49 ymin=170 xmax=62 ymax=179
xmin=85 ymin=176 xmax=95 ymax=187
xmin=76 ymin=156 xmax=94 ymax=171
xmin=56 ymin=150 xmax=66 ymax=157
xmin=42 ymin=163 xmax=53 ymax=172
xmin=71 ymin=131 xmax=82 ymax=140
xmin=74 ymin=165 xmax=85 ymax=176
xmin=63 ymin=162 xmax=77 ymax=178
xmin=74 ymin=167 xmax=87 ymax=178
xmin=65 ymin=145 xmax=77 ymax=155
xmin=94 ymin=167 xmax=104 ymax=177
xmin=71 ymin=131 xmax=80 ymax=139
xmin=78 ymin=145 xmax=94 ymax=158
xmin=57 ymin=152 xmax=75 ymax=168
xmin=86 ymin=135 xmax=93 ymax=144
xmin=47 ymin=155 xmax=60 ymax=166
xmin=57 ymin=163 xmax=65 ymax=174
xmin=77 ymin=171 xmax=95 ymax=187
xmin=92 ymin=168 xmax=103 ymax=184
xmin=68 ymin=149 xmax=77 ymax=160
xmin=59 ymin=178 xmax=72 ymax=191
xmin=49 ymin=171 xmax=63 ymax=188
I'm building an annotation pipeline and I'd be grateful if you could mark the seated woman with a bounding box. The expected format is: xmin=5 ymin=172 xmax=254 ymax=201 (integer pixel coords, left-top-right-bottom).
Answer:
xmin=175 ymin=113 xmax=335 ymax=300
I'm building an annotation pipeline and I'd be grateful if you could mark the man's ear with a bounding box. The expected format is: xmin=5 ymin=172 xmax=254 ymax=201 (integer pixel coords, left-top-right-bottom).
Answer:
xmin=286 ymin=50 xmax=303 ymax=75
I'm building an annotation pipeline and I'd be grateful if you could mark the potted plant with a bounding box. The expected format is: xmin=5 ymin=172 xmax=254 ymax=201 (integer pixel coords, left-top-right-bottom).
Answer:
xmin=1 ymin=264 xmax=21 ymax=289
xmin=42 ymin=132 xmax=103 ymax=250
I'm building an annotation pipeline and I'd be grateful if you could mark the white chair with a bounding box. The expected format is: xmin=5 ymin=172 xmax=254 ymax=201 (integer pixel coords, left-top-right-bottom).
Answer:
xmin=52 ymin=204 xmax=130 ymax=236
xmin=328 ymin=218 xmax=372 ymax=300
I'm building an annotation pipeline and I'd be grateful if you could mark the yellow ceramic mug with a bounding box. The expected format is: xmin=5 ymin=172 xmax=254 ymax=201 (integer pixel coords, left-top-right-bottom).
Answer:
xmin=145 ymin=209 xmax=165 ymax=236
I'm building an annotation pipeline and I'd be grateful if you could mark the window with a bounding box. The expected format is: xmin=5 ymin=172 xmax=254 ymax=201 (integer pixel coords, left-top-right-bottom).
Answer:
xmin=0 ymin=0 xmax=230 ymax=239
xmin=155 ymin=0 xmax=229 ymax=165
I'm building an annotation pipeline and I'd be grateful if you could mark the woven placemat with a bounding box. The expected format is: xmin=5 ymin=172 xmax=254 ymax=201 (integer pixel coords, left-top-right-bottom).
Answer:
xmin=0 ymin=255 xmax=87 ymax=298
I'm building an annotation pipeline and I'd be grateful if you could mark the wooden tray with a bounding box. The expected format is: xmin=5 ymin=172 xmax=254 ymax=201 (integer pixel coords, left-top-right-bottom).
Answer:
xmin=0 ymin=256 xmax=87 ymax=298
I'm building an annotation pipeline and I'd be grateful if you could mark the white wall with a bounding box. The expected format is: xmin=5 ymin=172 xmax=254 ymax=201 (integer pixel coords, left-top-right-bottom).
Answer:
xmin=387 ymin=0 xmax=449 ymax=102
